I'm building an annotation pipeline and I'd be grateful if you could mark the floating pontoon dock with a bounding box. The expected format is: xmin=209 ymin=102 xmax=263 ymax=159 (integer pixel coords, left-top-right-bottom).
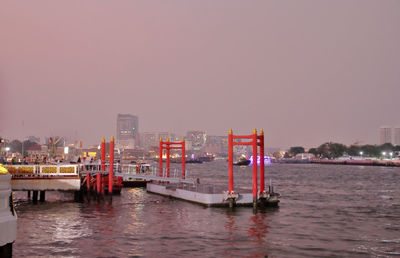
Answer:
xmin=146 ymin=182 xmax=279 ymax=207
xmin=148 ymin=129 xmax=280 ymax=208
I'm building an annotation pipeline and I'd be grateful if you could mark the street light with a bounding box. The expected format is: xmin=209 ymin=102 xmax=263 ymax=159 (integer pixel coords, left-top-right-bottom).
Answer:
xmin=390 ymin=152 xmax=393 ymax=159
xmin=359 ymin=151 xmax=363 ymax=158
xmin=382 ymin=151 xmax=386 ymax=159
xmin=5 ymin=147 xmax=10 ymax=158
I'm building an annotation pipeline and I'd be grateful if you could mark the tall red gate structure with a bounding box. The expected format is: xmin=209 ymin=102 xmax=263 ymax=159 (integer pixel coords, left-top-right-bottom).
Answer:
xmin=228 ymin=128 xmax=266 ymax=207
xmin=159 ymin=138 xmax=186 ymax=179
xmin=83 ymin=136 xmax=122 ymax=196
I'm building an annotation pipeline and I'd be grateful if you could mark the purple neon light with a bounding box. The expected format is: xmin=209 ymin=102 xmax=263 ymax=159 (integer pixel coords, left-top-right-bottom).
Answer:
xmin=248 ymin=156 xmax=272 ymax=166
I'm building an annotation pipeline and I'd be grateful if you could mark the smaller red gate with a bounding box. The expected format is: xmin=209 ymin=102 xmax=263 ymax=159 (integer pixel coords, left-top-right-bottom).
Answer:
xmin=159 ymin=137 xmax=186 ymax=179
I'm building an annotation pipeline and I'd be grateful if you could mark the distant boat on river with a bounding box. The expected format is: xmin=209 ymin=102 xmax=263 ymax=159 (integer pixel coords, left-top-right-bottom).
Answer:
xmin=233 ymin=157 xmax=251 ymax=166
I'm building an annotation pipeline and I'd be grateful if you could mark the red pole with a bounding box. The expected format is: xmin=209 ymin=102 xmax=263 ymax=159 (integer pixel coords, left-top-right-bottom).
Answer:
xmin=87 ymin=173 xmax=91 ymax=191
xmin=101 ymin=137 xmax=105 ymax=171
xmin=166 ymin=138 xmax=170 ymax=178
xmin=96 ymin=173 xmax=101 ymax=193
xmin=228 ymin=129 xmax=234 ymax=194
xmin=109 ymin=136 xmax=114 ymax=194
xmin=159 ymin=138 xmax=163 ymax=177
xmin=259 ymin=129 xmax=265 ymax=193
xmin=101 ymin=177 xmax=105 ymax=194
xmin=252 ymin=128 xmax=258 ymax=204
xmin=182 ymin=138 xmax=185 ymax=179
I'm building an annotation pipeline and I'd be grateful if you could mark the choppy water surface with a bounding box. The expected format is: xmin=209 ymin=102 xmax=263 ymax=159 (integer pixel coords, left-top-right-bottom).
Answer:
xmin=13 ymin=161 xmax=400 ymax=257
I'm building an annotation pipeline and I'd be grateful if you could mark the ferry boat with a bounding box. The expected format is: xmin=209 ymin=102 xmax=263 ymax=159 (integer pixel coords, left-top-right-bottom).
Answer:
xmin=233 ymin=157 xmax=251 ymax=166
xmin=0 ymin=165 xmax=17 ymax=257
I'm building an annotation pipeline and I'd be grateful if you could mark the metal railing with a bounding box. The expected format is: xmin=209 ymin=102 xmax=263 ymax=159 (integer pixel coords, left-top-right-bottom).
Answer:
xmin=155 ymin=181 xmax=223 ymax=194
xmin=114 ymin=164 xmax=194 ymax=184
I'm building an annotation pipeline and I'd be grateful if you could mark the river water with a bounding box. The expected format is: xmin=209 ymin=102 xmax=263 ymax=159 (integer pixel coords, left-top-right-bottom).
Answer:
xmin=13 ymin=161 xmax=400 ymax=257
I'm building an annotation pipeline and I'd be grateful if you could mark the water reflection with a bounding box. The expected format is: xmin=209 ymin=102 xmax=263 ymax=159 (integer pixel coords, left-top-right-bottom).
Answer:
xmin=12 ymin=163 xmax=400 ymax=257
xmin=224 ymin=210 xmax=237 ymax=250
xmin=248 ymin=212 xmax=269 ymax=243
xmin=222 ymin=208 xmax=275 ymax=257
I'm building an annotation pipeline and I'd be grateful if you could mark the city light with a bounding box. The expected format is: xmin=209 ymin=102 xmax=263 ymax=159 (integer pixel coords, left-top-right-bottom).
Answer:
xmin=249 ymin=156 xmax=272 ymax=166
xmin=5 ymin=147 xmax=10 ymax=152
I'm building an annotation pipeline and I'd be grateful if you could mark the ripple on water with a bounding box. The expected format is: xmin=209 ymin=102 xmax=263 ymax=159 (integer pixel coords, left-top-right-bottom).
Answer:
xmin=12 ymin=163 xmax=400 ymax=257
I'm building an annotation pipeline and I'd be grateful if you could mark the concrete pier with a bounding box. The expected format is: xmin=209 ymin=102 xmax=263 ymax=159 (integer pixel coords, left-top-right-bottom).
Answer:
xmin=11 ymin=177 xmax=81 ymax=191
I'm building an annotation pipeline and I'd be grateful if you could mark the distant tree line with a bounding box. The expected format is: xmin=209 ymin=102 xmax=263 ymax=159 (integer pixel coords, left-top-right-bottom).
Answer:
xmin=286 ymin=142 xmax=400 ymax=159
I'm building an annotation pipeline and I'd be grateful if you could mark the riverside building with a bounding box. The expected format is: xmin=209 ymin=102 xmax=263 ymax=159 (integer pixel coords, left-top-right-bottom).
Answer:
xmin=394 ymin=127 xmax=400 ymax=146
xmin=379 ymin=126 xmax=392 ymax=145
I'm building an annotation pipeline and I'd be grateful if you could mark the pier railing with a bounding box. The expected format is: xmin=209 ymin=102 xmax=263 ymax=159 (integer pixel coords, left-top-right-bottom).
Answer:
xmin=114 ymin=166 xmax=194 ymax=184
xmin=4 ymin=164 xmax=80 ymax=177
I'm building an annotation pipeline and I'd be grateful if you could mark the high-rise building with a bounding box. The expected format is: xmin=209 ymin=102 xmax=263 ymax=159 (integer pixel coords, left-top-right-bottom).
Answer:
xmin=379 ymin=126 xmax=392 ymax=145
xmin=140 ymin=132 xmax=182 ymax=150
xmin=186 ymin=131 xmax=206 ymax=151
xmin=158 ymin=132 xmax=179 ymax=141
xmin=203 ymin=135 xmax=228 ymax=156
xmin=116 ymin=114 xmax=139 ymax=149
xmin=394 ymin=127 xmax=400 ymax=146
xmin=140 ymin=132 xmax=158 ymax=151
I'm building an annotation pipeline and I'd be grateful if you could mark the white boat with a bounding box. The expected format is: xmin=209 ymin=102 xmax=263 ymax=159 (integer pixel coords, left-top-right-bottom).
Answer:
xmin=0 ymin=167 xmax=17 ymax=257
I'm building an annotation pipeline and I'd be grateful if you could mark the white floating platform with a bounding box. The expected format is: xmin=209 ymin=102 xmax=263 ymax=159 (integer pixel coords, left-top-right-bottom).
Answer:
xmin=147 ymin=183 xmax=262 ymax=207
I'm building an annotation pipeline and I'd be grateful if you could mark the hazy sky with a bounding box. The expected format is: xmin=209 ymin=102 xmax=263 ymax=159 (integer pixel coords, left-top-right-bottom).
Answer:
xmin=1 ymin=1 xmax=399 ymax=148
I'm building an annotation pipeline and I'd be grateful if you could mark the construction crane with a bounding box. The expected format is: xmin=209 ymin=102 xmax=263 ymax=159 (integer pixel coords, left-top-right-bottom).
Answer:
xmin=50 ymin=136 xmax=65 ymax=158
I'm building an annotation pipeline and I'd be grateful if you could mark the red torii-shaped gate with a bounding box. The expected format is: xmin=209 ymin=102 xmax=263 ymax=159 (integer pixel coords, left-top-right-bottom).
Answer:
xmin=228 ymin=128 xmax=265 ymax=205
xmin=85 ymin=136 xmax=121 ymax=195
xmin=159 ymin=138 xmax=186 ymax=179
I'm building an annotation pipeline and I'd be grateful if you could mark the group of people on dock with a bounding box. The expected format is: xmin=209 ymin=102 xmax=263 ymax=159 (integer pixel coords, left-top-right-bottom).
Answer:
xmin=0 ymin=155 xmax=48 ymax=165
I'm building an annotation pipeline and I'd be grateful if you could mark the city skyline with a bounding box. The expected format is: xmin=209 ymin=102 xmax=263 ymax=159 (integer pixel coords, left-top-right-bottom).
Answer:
xmin=1 ymin=1 xmax=400 ymax=148
xmin=3 ymin=124 xmax=400 ymax=150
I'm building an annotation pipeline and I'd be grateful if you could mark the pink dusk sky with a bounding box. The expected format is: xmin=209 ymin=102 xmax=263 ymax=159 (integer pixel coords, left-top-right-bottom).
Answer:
xmin=1 ymin=1 xmax=399 ymax=148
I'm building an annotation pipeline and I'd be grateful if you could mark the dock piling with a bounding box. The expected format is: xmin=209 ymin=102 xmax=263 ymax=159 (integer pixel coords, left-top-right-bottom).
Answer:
xmin=109 ymin=136 xmax=114 ymax=194
xmin=32 ymin=191 xmax=38 ymax=204
xmin=101 ymin=137 xmax=105 ymax=171
xmin=259 ymin=129 xmax=265 ymax=193
xmin=39 ymin=191 xmax=45 ymax=202
xmin=228 ymin=129 xmax=234 ymax=194
xmin=252 ymin=128 xmax=258 ymax=204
